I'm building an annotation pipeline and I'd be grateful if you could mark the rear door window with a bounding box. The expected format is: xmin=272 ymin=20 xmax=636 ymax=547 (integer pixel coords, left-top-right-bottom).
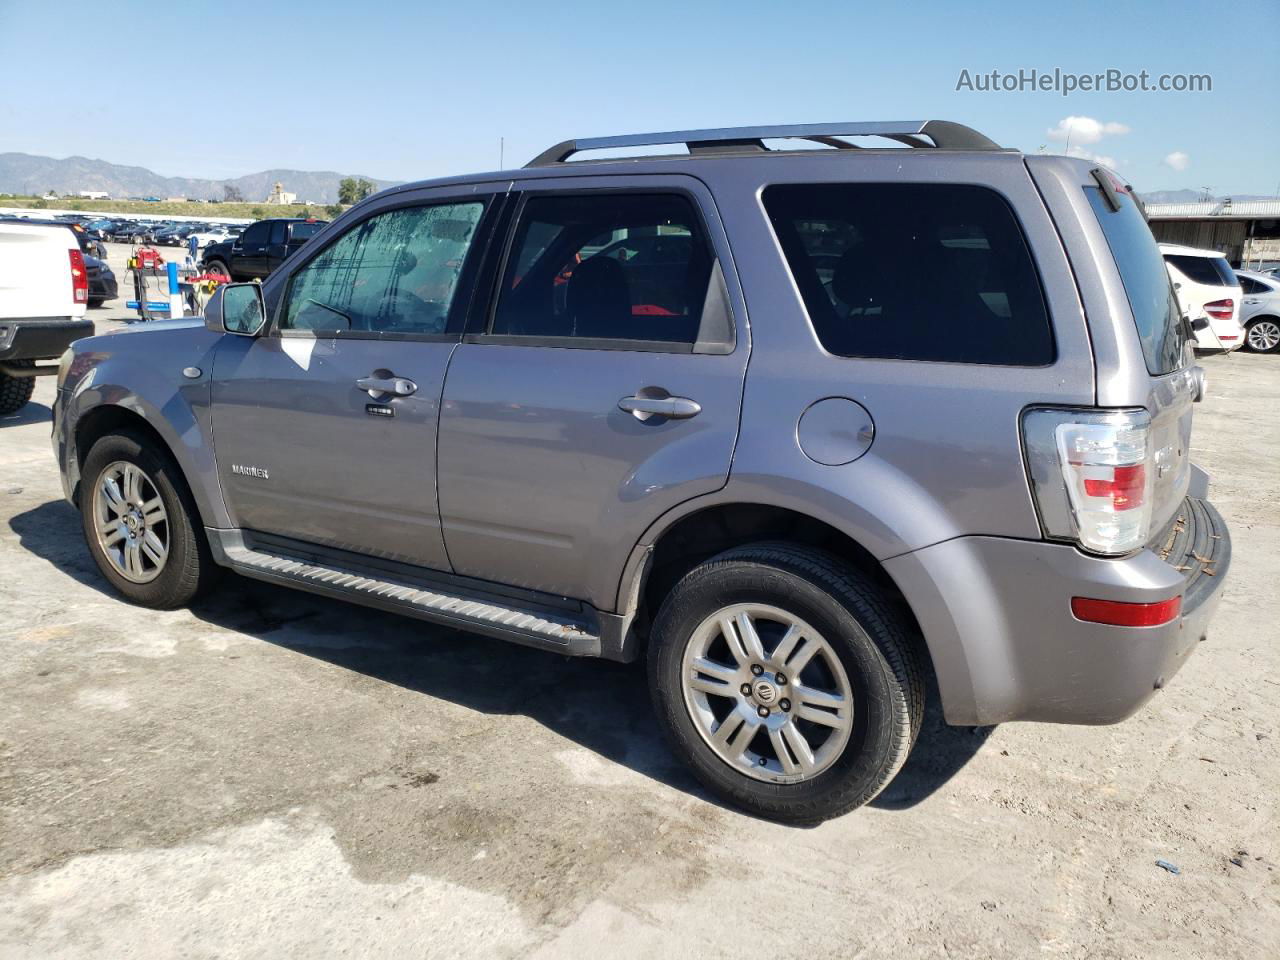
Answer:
xmin=491 ymin=193 xmax=715 ymax=346
xmin=763 ymin=183 xmax=1054 ymax=365
xmin=290 ymin=221 xmax=324 ymax=242
xmin=1086 ymin=187 xmax=1185 ymax=375
xmin=1164 ymin=253 xmax=1236 ymax=286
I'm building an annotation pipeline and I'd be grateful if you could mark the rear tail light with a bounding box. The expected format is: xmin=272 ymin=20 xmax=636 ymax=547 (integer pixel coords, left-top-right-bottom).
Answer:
xmin=1022 ymin=408 xmax=1153 ymax=555
xmin=1204 ymin=299 xmax=1234 ymax=320
xmin=68 ymin=249 xmax=88 ymax=304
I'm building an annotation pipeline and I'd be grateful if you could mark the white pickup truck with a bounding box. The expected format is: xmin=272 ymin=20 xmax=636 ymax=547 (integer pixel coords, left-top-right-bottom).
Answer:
xmin=0 ymin=221 xmax=94 ymax=414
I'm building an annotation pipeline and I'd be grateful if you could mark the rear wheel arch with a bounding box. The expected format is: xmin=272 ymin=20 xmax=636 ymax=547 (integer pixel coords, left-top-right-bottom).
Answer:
xmin=622 ymin=501 xmax=934 ymax=681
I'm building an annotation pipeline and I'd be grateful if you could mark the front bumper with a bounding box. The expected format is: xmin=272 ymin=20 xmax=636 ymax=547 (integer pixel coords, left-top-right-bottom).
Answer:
xmin=885 ymin=496 xmax=1231 ymax=726
xmin=0 ymin=318 xmax=94 ymax=363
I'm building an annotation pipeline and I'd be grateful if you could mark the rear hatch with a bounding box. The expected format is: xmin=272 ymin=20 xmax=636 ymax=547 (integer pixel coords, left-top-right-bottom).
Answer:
xmin=1082 ymin=177 xmax=1194 ymax=538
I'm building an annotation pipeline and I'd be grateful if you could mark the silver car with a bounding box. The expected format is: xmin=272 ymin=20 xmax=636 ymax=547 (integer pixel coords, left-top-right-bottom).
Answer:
xmin=51 ymin=121 xmax=1231 ymax=823
xmin=1237 ymin=269 xmax=1280 ymax=353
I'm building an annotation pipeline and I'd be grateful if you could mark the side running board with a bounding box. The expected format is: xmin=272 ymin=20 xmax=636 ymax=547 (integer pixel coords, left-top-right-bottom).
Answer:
xmin=207 ymin=530 xmax=602 ymax=657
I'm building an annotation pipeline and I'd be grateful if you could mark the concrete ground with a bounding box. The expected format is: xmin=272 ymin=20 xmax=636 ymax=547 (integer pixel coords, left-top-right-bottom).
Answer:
xmin=1 ymin=328 xmax=1277 ymax=957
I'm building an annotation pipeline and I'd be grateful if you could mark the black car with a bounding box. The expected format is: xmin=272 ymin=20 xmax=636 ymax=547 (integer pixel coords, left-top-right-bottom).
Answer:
xmin=201 ymin=217 xmax=328 ymax=281
xmin=84 ymin=254 xmax=118 ymax=307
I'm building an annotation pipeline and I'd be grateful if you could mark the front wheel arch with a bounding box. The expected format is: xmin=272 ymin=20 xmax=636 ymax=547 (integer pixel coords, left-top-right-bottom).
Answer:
xmin=74 ymin=407 xmax=196 ymax=520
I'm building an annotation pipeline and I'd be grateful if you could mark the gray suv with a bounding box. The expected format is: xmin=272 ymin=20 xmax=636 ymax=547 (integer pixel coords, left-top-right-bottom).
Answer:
xmin=52 ymin=121 xmax=1231 ymax=823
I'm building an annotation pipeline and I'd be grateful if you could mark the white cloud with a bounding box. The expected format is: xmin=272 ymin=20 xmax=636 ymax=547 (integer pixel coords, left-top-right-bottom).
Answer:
xmin=1046 ymin=116 xmax=1131 ymax=144
xmin=1164 ymin=151 xmax=1190 ymax=172
xmin=1065 ymin=145 xmax=1117 ymax=168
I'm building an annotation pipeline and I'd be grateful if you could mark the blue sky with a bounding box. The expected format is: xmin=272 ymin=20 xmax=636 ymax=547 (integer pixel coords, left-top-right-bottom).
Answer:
xmin=1 ymin=0 xmax=1275 ymax=194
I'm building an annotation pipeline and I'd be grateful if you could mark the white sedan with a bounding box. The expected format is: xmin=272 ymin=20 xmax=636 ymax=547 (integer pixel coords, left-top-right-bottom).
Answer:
xmin=1237 ymin=269 xmax=1280 ymax=353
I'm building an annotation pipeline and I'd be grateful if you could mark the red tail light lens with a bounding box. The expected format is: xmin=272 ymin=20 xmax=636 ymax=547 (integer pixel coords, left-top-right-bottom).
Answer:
xmin=1204 ymin=299 xmax=1234 ymax=320
xmin=1071 ymin=595 xmax=1181 ymax=627
xmin=1081 ymin=464 xmax=1146 ymax=510
xmin=68 ymin=249 xmax=88 ymax=304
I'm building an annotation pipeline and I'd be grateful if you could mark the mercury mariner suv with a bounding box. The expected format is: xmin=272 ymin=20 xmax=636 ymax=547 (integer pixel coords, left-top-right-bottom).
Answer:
xmin=53 ymin=121 xmax=1231 ymax=823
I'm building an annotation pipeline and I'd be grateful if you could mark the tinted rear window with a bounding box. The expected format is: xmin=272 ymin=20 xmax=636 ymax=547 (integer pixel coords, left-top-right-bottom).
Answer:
xmin=764 ymin=183 xmax=1054 ymax=365
xmin=1086 ymin=187 xmax=1185 ymax=375
xmin=290 ymin=222 xmax=324 ymax=241
xmin=1164 ymin=253 xmax=1236 ymax=286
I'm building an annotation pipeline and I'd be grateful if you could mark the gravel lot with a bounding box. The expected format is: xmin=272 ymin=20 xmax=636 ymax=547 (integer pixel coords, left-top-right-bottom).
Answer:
xmin=1 ymin=326 xmax=1276 ymax=957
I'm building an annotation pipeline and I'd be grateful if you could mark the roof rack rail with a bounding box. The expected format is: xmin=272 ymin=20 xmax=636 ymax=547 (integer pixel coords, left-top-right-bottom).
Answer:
xmin=526 ymin=120 xmax=1002 ymax=166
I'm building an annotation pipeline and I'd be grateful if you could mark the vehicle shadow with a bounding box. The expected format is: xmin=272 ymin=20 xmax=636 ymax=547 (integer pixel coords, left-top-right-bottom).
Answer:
xmin=0 ymin=401 xmax=52 ymax=428
xmin=9 ymin=497 xmax=989 ymax=816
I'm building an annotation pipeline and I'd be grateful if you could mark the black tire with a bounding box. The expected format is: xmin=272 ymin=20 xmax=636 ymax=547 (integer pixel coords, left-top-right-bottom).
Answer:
xmin=205 ymin=259 xmax=231 ymax=281
xmin=80 ymin=429 xmax=219 ymax=608
xmin=88 ymin=298 xmax=104 ymax=309
xmin=648 ymin=542 xmax=924 ymax=824
xmin=0 ymin=364 xmax=36 ymax=415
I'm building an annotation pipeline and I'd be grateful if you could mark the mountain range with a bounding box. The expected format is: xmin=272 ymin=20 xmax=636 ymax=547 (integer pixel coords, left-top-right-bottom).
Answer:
xmin=0 ymin=153 xmax=400 ymax=204
xmin=2 ymin=152 xmax=1272 ymax=208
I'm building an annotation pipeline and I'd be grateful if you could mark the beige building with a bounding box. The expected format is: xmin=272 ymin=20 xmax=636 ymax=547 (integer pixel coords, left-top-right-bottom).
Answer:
xmin=1146 ymin=199 xmax=1280 ymax=270
xmin=266 ymin=181 xmax=297 ymax=205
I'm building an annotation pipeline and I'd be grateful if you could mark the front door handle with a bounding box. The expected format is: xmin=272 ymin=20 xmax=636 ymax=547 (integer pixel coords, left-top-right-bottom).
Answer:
xmin=618 ymin=395 xmax=701 ymax=420
xmin=357 ymin=375 xmax=417 ymax=397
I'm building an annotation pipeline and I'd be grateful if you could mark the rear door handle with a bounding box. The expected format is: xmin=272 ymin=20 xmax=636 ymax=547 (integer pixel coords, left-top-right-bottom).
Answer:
xmin=618 ymin=395 xmax=701 ymax=420
xmin=357 ymin=376 xmax=417 ymax=397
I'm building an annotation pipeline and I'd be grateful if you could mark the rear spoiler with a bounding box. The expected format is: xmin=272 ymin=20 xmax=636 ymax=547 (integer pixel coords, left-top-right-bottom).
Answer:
xmin=1091 ymin=167 xmax=1149 ymax=222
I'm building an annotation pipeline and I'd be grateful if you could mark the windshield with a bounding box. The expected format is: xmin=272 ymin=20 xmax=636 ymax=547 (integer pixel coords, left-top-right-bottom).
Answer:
xmin=290 ymin=222 xmax=324 ymax=241
xmin=1086 ymin=187 xmax=1186 ymax=375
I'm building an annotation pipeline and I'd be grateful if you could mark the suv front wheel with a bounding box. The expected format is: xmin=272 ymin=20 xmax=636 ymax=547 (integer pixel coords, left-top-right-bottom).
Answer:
xmin=80 ymin=430 xmax=218 ymax=608
xmin=648 ymin=543 xmax=923 ymax=824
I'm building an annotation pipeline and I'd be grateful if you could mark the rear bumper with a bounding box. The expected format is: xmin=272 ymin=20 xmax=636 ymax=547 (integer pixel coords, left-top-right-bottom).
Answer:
xmin=885 ymin=496 xmax=1231 ymax=726
xmin=0 ymin=317 xmax=94 ymax=363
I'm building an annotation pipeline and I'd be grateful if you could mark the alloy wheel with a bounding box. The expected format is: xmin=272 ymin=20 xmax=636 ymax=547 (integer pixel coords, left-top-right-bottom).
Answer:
xmin=1247 ymin=320 xmax=1280 ymax=352
xmin=92 ymin=461 xmax=169 ymax=583
xmin=680 ymin=603 xmax=854 ymax=783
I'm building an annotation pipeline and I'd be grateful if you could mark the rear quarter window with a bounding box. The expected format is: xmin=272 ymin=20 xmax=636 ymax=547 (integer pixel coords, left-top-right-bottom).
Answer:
xmin=763 ymin=183 xmax=1054 ymax=365
xmin=1086 ymin=187 xmax=1186 ymax=375
xmin=1164 ymin=253 xmax=1236 ymax=286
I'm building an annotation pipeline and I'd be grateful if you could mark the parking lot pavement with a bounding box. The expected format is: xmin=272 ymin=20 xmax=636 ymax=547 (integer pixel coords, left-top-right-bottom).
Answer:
xmin=1 ymin=352 xmax=1277 ymax=959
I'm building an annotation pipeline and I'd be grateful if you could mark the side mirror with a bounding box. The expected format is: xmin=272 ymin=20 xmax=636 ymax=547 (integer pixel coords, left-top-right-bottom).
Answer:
xmin=221 ymin=283 xmax=267 ymax=337
xmin=1191 ymin=316 xmax=1209 ymax=331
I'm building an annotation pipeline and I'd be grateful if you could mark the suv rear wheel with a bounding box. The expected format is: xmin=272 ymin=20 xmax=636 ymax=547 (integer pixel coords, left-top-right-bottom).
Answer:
xmin=648 ymin=543 xmax=923 ymax=824
xmin=80 ymin=430 xmax=218 ymax=608
xmin=0 ymin=363 xmax=36 ymax=415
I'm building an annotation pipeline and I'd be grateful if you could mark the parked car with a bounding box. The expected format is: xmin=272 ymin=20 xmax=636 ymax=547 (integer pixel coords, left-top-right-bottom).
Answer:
xmin=186 ymin=225 xmax=240 ymax=250
xmin=84 ymin=254 xmax=118 ymax=308
xmin=82 ymin=218 xmax=117 ymax=241
xmin=0 ymin=221 xmax=92 ymax=414
xmin=52 ymin=121 xmax=1230 ymax=823
xmin=201 ymin=217 xmax=327 ymax=281
xmin=1235 ymin=269 xmax=1280 ymax=353
xmin=1160 ymin=243 xmax=1244 ymax=352
xmin=15 ymin=218 xmax=107 ymax=260
xmin=108 ymin=220 xmax=144 ymax=243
